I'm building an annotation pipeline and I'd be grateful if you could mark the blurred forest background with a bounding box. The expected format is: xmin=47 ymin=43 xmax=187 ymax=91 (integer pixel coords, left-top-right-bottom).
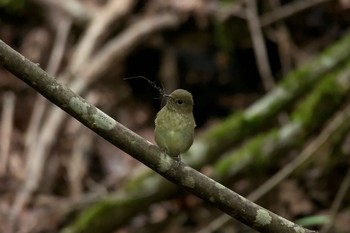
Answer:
xmin=1 ymin=0 xmax=350 ymax=232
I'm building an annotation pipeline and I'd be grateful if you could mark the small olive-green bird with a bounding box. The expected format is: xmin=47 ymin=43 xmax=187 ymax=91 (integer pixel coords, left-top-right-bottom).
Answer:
xmin=154 ymin=89 xmax=195 ymax=160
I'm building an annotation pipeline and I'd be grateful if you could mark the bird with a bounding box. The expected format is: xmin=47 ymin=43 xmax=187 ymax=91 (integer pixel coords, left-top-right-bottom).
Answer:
xmin=154 ymin=89 xmax=195 ymax=161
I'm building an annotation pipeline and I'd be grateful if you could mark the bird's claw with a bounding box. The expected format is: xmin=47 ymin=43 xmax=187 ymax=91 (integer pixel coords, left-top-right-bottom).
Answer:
xmin=173 ymin=154 xmax=182 ymax=167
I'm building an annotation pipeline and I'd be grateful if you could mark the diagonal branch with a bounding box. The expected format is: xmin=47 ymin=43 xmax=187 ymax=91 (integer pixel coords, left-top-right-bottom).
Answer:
xmin=0 ymin=40 xmax=316 ymax=233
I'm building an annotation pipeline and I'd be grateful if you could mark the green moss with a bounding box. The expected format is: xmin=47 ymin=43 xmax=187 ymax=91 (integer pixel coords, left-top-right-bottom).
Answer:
xmin=63 ymin=194 xmax=151 ymax=233
xmin=213 ymin=131 xmax=275 ymax=178
xmin=201 ymin=110 xmax=272 ymax=163
xmin=292 ymin=58 xmax=350 ymax=132
xmin=282 ymin=33 xmax=350 ymax=92
xmin=213 ymin=57 xmax=350 ymax=179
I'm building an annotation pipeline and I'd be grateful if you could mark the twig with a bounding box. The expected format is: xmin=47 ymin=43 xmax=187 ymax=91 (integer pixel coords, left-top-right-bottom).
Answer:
xmin=68 ymin=128 xmax=93 ymax=198
xmin=208 ymin=0 xmax=246 ymax=21
xmin=8 ymin=107 xmax=65 ymax=233
xmin=68 ymin=93 xmax=98 ymax=198
xmin=266 ymin=0 xmax=293 ymax=75
xmin=47 ymin=18 xmax=72 ymax=76
xmin=260 ymin=0 xmax=331 ymax=27
xmin=124 ymin=76 xmax=166 ymax=96
xmin=245 ymin=0 xmax=290 ymax=124
xmin=70 ymin=12 xmax=181 ymax=94
xmin=0 ymin=92 xmax=15 ymax=175
xmin=25 ymin=15 xmax=72 ymax=152
xmin=245 ymin=0 xmax=275 ymax=90
xmin=0 ymin=39 xmax=316 ymax=233
xmin=159 ymin=47 xmax=178 ymax=93
xmin=70 ymin=0 xmax=136 ymax=73
xmin=70 ymin=0 xmax=135 ymax=73
xmin=31 ymin=0 xmax=92 ymax=24
xmin=320 ymin=165 xmax=350 ymax=233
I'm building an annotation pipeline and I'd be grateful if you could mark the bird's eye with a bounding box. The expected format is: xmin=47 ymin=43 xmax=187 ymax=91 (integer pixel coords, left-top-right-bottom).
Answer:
xmin=177 ymin=100 xmax=183 ymax=105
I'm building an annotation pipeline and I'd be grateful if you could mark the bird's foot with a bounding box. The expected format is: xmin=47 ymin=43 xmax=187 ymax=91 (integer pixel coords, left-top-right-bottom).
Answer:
xmin=173 ymin=154 xmax=182 ymax=167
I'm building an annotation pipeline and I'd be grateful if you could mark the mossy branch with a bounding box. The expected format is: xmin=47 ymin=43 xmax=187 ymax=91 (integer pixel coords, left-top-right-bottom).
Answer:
xmin=214 ymin=57 xmax=350 ymax=179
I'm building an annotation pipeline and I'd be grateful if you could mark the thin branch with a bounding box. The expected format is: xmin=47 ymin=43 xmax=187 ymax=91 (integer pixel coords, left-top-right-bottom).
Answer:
xmin=260 ymin=0 xmax=331 ymax=27
xmin=245 ymin=0 xmax=275 ymax=90
xmin=68 ymin=128 xmax=93 ymax=198
xmin=8 ymin=107 xmax=65 ymax=233
xmin=70 ymin=0 xmax=136 ymax=72
xmin=0 ymin=92 xmax=15 ymax=175
xmin=266 ymin=0 xmax=293 ymax=75
xmin=46 ymin=17 xmax=72 ymax=76
xmin=67 ymin=93 xmax=99 ymax=198
xmin=25 ymin=15 xmax=72 ymax=152
xmin=31 ymin=0 xmax=92 ymax=24
xmin=320 ymin=165 xmax=350 ymax=233
xmin=245 ymin=0 xmax=289 ymax=124
xmin=70 ymin=12 xmax=181 ymax=94
xmin=0 ymin=39 xmax=316 ymax=233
